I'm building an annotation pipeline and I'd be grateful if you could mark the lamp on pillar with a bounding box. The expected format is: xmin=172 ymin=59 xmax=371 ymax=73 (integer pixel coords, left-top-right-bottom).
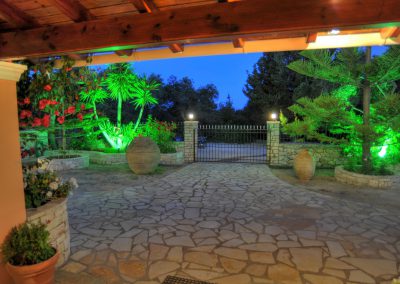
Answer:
xmin=188 ymin=113 xmax=195 ymax=120
xmin=270 ymin=112 xmax=278 ymax=121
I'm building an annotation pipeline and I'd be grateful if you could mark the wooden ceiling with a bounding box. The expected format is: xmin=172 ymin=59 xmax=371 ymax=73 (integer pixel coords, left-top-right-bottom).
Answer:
xmin=0 ymin=0 xmax=399 ymax=62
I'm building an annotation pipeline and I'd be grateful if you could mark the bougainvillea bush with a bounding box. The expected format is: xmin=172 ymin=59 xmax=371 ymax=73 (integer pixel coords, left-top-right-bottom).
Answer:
xmin=18 ymin=58 xmax=93 ymax=151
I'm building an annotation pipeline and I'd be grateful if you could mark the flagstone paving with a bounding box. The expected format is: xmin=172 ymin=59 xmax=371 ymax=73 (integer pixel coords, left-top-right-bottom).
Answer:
xmin=57 ymin=163 xmax=400 ymax=284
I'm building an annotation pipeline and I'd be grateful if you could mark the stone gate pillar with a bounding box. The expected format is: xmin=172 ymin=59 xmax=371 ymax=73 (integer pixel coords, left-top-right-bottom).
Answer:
xmin=184 ymin=120 xmax=198 ymax=163
xmin=267 ymin=121 xmax=280 ymax=166
xmin=0 ymin=62 xmax=27 ymax=284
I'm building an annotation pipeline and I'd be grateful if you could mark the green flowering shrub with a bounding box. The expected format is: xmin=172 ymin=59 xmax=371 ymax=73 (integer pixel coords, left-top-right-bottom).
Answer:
xmin=1 ymin=222 xmax=55 ymax=265
xmin=23 ymin=163 xmax=78 ymax=208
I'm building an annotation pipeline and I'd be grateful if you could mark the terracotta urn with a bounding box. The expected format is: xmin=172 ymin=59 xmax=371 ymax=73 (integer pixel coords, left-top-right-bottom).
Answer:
xmin=6 ymin=250 xmax=60 ymax=284
xmin=126 ymin=137 xmax=160 ymax=174
xmin=293 ymin=149 xmax=315 ymax=182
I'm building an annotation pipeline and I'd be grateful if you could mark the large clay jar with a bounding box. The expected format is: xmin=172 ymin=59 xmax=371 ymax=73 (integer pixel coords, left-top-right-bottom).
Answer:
xmin=6 ymin=250 xmax=60 ymax=284
xmin=293 ymin=149 xmax=315 ymax=182
xmin=126 ymin=137 xmax=160 ymax=174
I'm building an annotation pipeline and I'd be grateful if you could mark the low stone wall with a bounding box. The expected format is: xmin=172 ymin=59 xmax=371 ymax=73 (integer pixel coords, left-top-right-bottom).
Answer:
xmin=26 ymin=198 xmax=70 ymax=267
xmin=273 ymin=143 xmax=344 ymax=168
xmin=39 ymin=155 xmax=89 ymax=171
xmin=174 ymin=141 xmax=184 ymax=153
xmin=335 ymin=166 xmax=395 ymax=189
xmin=45 ymin=150 xmax=127 ymax=165
xmin=160 ymin=152 xmax=184 ymax=166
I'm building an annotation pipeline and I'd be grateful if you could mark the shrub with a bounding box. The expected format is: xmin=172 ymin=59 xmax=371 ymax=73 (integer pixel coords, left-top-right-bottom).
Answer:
xmin=1 ymin=222 xmax=55 ymax=266
xmin=140 ymin=117 xmax=177 ymax=153
xmin=23 ymin=164 xmax=78 ymax=208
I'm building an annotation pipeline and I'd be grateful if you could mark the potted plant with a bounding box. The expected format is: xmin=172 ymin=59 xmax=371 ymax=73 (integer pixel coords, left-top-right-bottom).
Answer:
xmin=1 ymin=222 xmax=60 ymax=284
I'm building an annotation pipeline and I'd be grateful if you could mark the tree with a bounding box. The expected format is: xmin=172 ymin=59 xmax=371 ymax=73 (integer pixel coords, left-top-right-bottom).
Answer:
xmin=243 ymin=52 xmax=335 ymax=124
xmin=149 ymin=76 xmax=219 ymax=123
xmin=285 ymin=47 xmax=400 ymax=173
xmin=218 ymin=95 xmax=237 ymax=124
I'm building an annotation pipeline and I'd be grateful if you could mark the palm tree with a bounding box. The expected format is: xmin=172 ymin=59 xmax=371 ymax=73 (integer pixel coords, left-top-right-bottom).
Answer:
xmin=132 ymin=76 xmax=160 ymax=132
xmin=105 ymin=63 xmax=137 ymax=128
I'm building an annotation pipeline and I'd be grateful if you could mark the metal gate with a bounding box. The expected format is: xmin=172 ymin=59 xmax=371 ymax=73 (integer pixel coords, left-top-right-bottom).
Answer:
xmin=195 ymin=124 xmax=267 ymax=163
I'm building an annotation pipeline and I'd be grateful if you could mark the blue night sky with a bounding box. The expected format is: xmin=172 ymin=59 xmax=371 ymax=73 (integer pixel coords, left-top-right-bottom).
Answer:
xmin=131 ymin=46 xmax=388 ymax=110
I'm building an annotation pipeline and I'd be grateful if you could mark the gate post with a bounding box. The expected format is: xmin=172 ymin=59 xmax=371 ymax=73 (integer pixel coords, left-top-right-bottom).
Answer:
xmin=184 ymin=120 xmax=198 ymax=163
xmin=267 ymin=121 xmax=280 ymax=165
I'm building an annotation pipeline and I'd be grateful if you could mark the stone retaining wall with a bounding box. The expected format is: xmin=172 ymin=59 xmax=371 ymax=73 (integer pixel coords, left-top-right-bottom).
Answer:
xmin=39 ymin=154 xmax=89 ymax=171
xmin=26 ymin=198 xmax=70 ymax=267
xmin=160 ymin=152 xmax=184 ymax=166
xmin=335 ymin=166 xmax=395 ymax=189
xmin=274 ymin=143 xmax=344 ymax=168
xmin=45 ymin=150 xmax=127 ymax=165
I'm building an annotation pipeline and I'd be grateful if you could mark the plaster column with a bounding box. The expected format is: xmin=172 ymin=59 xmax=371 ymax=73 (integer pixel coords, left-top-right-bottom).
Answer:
xmin=0 ymin=62 xmax=27 ymax=284
xmin=267 ymin=121 xmax=280 ymax=166
xmin=184 ymin=120 xmax=198 ymax=162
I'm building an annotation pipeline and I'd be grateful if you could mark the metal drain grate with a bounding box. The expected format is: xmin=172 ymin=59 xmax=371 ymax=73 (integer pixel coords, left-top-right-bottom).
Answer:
xmin=162 ymin=276 xmax=215 ymax=284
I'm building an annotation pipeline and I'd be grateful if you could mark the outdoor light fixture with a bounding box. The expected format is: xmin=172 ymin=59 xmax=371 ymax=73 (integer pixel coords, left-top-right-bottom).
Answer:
xmin=328 ymin=29 xmax=341 ymax=35
xmin=270 ymin=112 xmax=277 ymax=121
xmin=188 ymin=113 xmax=194 ymax=120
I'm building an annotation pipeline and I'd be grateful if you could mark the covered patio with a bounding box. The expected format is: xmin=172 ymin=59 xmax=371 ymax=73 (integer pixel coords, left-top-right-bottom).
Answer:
xmin=0 ymin=0 xmax=400 ymax=283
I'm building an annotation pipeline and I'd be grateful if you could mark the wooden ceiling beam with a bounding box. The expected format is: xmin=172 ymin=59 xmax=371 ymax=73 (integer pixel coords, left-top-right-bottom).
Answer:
xmin=49 ymin=0 xmax=94 ymax=22
xmin=129 ymin=0 xmax=158 ymax=13
xmin=380 ymin=27 xmax=400 ymax=39
xmin=67 ymin=53 xmax=88 ymax=61
xmin=232 ymin=38 xmax=245 ymax=48
xmin=115 ymin=49 xmax=133 ymax=57
xmin=0 ymin=1 xmax=39 ymax=29
xmin=306 ymin=32 xmax=318 ymax=43
xmin=169 ymin=43 xmax=184 ymax=53
xmin=1 ymin=0 xmax=400 ymax=59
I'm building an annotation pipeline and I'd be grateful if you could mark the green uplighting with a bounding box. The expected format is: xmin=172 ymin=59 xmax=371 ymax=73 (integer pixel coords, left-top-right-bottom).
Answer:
xmin=378 ymin=144 xmax=388 ymax=158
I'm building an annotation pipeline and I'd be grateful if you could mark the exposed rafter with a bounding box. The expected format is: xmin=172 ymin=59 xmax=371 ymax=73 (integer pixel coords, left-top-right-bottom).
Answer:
xmin=306 ymin=32 xmax=318 ymax=43
xmin=232 ymin=38 xmax=245 ymax=48
xmin=380 ymin=27 xmax=400 ymax=39
xmin=169 ymin=43 xmax=184 ymax=53
xmin=0 ymin=1 xmax=39 ymax=29
xmin=115 ymin=49 xmax=134 ymax=57
xmin=49 ymin=0 xmax=94 ymax=22
xmin=129 ymin=0 xmax=159 ymax=13
xmin=1 ymin=0 xmax=399 ymax=59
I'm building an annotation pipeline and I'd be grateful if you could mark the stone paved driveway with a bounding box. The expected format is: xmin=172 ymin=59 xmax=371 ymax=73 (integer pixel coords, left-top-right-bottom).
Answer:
xmin=57 ymin=163 xmax=400 ymax=284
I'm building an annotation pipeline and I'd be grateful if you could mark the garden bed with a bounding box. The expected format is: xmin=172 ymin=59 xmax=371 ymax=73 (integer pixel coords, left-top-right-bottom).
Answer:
xmin=335 ymin=166 xmax=396 ymax=189
xmin=26 ymin=198 xmax=70 ymax=267
xmin=160 ymin=151 xmax=184 ymax=165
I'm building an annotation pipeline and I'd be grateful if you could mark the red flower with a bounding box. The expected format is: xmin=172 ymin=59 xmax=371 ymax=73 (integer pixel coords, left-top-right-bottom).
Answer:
xmin=19 ymin=122 xmax=27 ymax=127
xmin=23 ymin=97 xmax=30 ymax=104
xmin=49 ymin=100 xmax=58 ymax=105
xmin=76 ymin=113 xmax=83 ymax=121
xmin=66 ymin=106 xmax=76 ymax=114
xmin=42 ymin=114 xmax=50 ymax=128
xmin=57 ymin=116 xmax=65 ymax=124
xmin=65 ymin=67 xmax=72 ymax=72
xmin=31 ymin=118 xmax=42 ymax=127
xmin=39 ymin=99 xmax=49 ymax=110
xmin=19 ymin=110 xmax=32 ymax=119
xmin=44 ymin=84 xmax=52 ymax=92
xmin=54 ymin=110 xmax=60 ymax=116
xmin=80 ymin=104 xmax=85 ymax=110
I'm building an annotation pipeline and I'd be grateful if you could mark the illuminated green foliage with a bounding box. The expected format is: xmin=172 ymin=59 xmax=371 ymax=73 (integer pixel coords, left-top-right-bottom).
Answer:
xmin=284 ymin=47 xmax=400 ymax=174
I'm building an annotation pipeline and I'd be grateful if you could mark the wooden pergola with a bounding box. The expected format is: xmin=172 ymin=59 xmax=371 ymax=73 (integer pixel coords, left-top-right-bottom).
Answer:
xmin=0 ymin=1 xmax=399 ymax=283
xmin=0 ymin=0 xmax=399 ymax=65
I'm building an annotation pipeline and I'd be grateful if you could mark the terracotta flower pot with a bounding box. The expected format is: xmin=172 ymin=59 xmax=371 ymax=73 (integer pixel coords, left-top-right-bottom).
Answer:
xmin=6 ymin=250 xmax=60 ymax=284
xmin=126 ymin=137 xmax=160 ymax=174
xmin=293 ymin=149 xmax=315 ymax=182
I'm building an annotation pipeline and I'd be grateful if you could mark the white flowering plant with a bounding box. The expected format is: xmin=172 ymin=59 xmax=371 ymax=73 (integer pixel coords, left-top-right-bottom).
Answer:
xmin=23 ymin=163 xmax=78 ymax=208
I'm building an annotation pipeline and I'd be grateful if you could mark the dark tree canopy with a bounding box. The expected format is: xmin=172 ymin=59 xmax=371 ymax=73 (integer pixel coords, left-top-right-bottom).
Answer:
xmin=242 ymin=52 xmax=336 ymax=124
